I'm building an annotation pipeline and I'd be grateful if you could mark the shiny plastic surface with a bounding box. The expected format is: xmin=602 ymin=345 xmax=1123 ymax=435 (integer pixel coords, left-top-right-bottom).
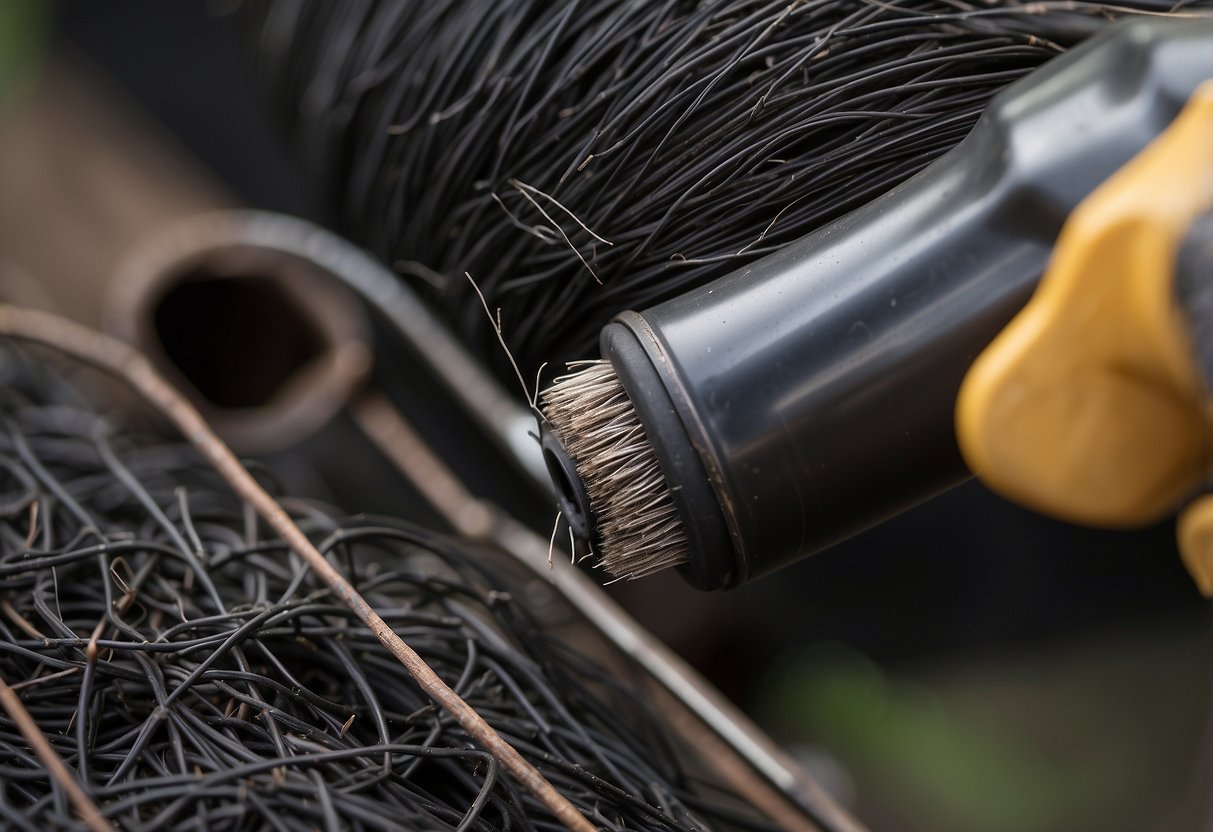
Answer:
xmin=958 ymin=83 xmax=1213 ymax=530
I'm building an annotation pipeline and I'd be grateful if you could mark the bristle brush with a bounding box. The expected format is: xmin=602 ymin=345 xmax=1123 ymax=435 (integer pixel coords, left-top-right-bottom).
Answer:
xmin=540 ymin=20 xmax=1213 ymax=589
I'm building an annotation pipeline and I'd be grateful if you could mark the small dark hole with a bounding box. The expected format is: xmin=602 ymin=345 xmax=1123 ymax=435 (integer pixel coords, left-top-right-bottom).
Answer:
xmin=153 ymin=272 xmax=325 ymax=409
xmin=544 ymin=446 xmax=581 ymax=511
xmin=542 ymin=442 xmax=590 ymax=539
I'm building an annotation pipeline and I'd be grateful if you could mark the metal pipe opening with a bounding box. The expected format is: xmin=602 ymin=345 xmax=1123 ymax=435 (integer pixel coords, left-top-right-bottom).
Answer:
xmin=107 ymin=212 xmax=372 ymax=453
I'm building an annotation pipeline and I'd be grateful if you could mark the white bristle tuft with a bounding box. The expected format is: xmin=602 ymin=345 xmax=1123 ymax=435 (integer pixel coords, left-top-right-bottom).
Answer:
xmin=541 ymin=360 xmax=689 ymax=580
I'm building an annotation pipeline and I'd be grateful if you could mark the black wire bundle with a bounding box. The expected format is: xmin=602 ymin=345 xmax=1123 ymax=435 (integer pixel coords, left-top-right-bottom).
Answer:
xmin=248 ymin=0 xmax=1211 ymax=384
xmin=0 ymin=348 xmax=766 ymax=832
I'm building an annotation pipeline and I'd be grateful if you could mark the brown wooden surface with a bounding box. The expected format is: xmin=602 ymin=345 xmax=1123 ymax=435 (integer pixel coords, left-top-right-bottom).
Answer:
xmin=0 ymin=59 xmax=232 ymax=325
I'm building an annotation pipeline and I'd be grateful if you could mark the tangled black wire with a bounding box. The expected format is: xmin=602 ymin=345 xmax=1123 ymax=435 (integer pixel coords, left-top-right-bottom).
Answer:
xmin=247 ymin=0 xmax=1212 ymax=384
xmin=0 ymin=347 xmax=770 ymax=832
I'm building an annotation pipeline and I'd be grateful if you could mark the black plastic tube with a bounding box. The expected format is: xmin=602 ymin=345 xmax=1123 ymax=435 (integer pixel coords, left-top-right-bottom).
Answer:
xmin=600 ymin=19 xmax=1213 ymax=589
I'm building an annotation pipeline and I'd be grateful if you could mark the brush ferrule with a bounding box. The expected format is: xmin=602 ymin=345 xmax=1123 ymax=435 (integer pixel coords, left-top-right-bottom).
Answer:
xmin=602 ymin=316 xmax=741 ymax=589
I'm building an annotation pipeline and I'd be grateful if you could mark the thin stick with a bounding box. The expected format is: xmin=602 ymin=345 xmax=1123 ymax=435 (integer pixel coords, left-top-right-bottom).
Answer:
xmin=0 ymin=304 xmax=596 ymax=832
xmin=0 ymin=670 xmax=112 ymax=832
xmin=352 ymin=393 xmax=494 ymax=540
xmin=353 ymin=366 xmax=845 ymax=832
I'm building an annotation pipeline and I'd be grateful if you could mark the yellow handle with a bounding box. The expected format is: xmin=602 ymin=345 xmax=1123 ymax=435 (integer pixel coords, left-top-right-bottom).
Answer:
xmin=956 ymin=82 xmax=1213 ymax=591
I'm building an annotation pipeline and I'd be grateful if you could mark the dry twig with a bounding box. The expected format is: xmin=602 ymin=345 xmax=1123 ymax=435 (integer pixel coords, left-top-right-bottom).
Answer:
xmin=0 ymin=304 xmax=596 ymax=832
xmin=0 ymin=671 xmax=112 ymax=832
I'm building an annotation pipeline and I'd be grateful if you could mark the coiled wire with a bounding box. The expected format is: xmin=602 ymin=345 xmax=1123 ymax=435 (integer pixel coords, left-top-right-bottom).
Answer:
xmin=0 ymin=347 xmax=769 ymax=831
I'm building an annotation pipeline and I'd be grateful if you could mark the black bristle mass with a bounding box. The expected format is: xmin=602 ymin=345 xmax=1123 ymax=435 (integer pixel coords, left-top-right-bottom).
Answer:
xmin=247 ymin=0 xmax=1211 ymax=386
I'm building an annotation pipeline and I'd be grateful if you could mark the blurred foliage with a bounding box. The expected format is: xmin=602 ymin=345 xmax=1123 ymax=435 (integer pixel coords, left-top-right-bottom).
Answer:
xmin=758 ymin=619 xmax=1210 ymax=832
xmin=0 ymin=0 xmax=49 ymax=108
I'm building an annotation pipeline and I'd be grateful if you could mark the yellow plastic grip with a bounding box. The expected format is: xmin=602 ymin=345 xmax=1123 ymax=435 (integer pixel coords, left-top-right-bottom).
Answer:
xmin=956 ymin=82 xmax=1213 ymax=589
